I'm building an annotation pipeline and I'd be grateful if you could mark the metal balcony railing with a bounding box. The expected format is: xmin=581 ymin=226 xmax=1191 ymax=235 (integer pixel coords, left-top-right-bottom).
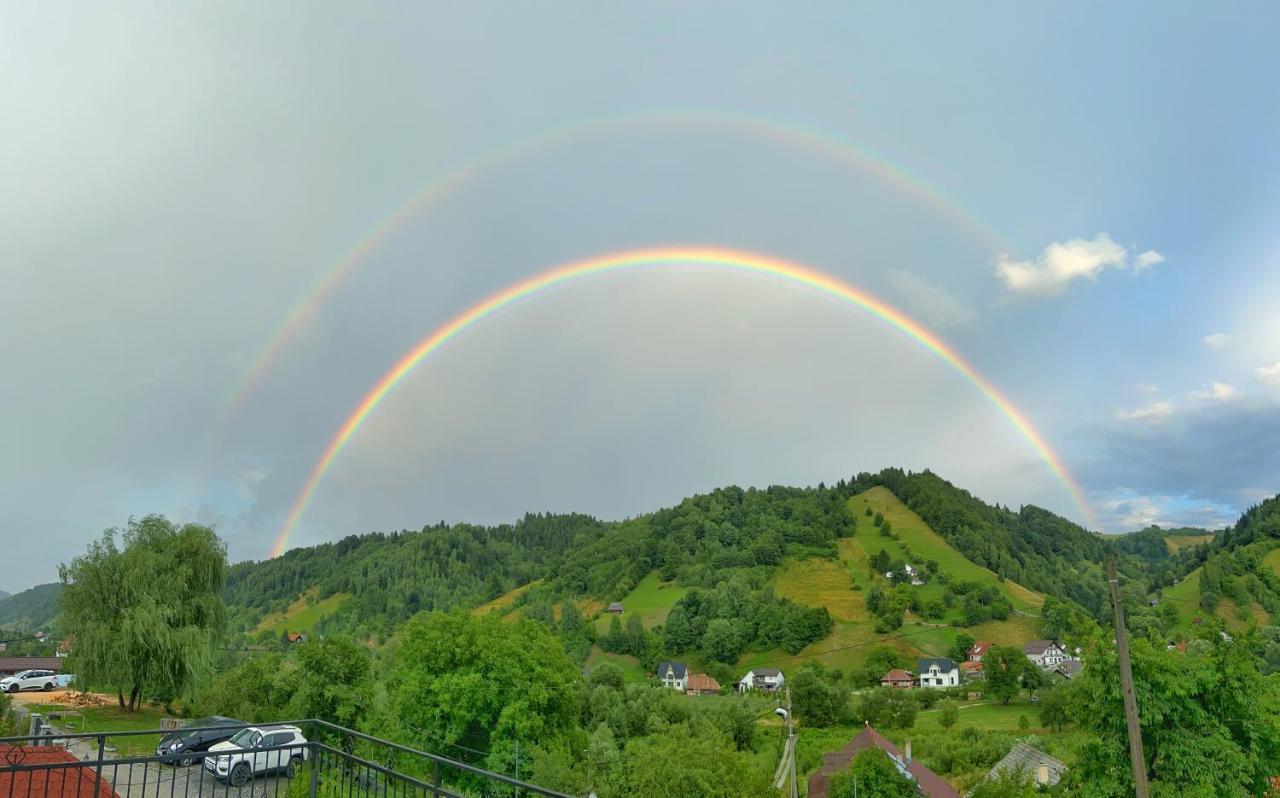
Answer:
xmin=0 ymin=719 xmax=576 ymax=798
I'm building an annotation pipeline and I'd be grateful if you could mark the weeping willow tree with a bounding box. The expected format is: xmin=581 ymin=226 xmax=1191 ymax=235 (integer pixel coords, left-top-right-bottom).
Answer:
xmin=59 ymin=515 xmax=227 ymax=711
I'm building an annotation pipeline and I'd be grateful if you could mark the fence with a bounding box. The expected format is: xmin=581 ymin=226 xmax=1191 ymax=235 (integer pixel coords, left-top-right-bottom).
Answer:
xmin=0 ymin=719 xmax=576 ymax=798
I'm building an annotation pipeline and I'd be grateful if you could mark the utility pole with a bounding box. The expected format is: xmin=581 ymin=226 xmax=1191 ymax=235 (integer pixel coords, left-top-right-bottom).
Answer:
xmin=1107 ymin=558 xmax=1149 ymax=798
xmin=784 ymin=687 xmax=798 ymax=798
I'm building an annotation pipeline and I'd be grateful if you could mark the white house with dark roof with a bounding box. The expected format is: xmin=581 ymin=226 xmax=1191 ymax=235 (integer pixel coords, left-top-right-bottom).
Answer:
xmin=917 ymin=658 xmax=959 ymax=688
xmin=1023 ymin=640 xmax=1069 ymax=669
xmin=655 ymin=661 xmax=688 ymax=691
xmin=738 ymin=667 xmax=785 ymax=693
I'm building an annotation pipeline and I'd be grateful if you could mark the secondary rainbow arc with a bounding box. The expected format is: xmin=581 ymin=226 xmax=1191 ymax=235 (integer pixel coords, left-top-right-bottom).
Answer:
xmin=223 ymin=109 xmax=1006 ymax=419
xmin=272 ymin=246 xmax=1095 ymax=557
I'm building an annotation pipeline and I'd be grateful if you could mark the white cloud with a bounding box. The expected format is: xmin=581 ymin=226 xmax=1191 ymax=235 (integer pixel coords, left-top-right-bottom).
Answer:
xmin=1116 ymin=401 xmax=1175 ymax=422
xmin=1135 ymin=382 xmax=1160 ymax=395
xmin=995 ymin=233 xmax=1161 ymax=296
xmin=1257 ymin=363 xmax=1280 ymax=386
xmin=1134 ymin=250 xmax=1165 ymax=270
xmin=1202 ymin=332 xmax=1231 ymax=350
xmin=1188 ymin=382 xmax=1238 ymax=402
xmin=887 ymin=269 xmax=977 ymax=328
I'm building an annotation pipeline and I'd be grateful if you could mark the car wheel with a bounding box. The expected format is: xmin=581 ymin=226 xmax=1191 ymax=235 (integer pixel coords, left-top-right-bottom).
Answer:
xmin=43 ymin=682 xmax=53 ymax=692
xmin=286 ymin=757 xmax=302 ymax=779
xmin=6 ymin=684 xmax=16 ymax=694
xmin=229 ymin=763 xmax=251 ymax=788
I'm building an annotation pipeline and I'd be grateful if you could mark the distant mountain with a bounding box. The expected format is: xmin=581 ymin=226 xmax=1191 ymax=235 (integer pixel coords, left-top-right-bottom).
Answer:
xmin=0 ymin=582 xmax=62 ymax=631
xmin=0 ymin=590 xmax=10 ymax=601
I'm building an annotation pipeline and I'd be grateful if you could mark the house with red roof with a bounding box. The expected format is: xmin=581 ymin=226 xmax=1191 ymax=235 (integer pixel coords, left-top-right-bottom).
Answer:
xmin=684 ymin=672 xmax=721 ymax=696
xmin=879 ymin=668 xmax=915 ymax=689
xmin=0 ymin=746 xmax=123 ymax=798
xmin=806 ymin=725 xmax=959 ymax=798
xmin=967 ymin=641 xmax=992 ymax=662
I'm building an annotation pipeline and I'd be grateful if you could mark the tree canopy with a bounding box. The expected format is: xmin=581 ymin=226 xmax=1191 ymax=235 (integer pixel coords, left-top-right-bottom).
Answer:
xmin=59 ymin=515 xmax=227 ymax=710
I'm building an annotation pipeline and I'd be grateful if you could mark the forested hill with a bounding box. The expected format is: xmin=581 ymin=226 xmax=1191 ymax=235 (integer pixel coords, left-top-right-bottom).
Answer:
xmin=0 ymin=582 xmax=62 ymax=631
xmin=221 ymin=469 xmax=1132 ymax=639
xmin=223 ymin=513 xmax=605 ymax=638
xmin=837 ymin=469 xmax=1114 ymax=617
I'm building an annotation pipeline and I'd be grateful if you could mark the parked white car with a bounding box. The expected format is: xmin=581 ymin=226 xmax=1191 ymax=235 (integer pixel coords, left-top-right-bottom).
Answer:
xmin=205 ymin=725 xmax=309 ymax=786
xmin=0 ymin=669 xmax=59 ymax=693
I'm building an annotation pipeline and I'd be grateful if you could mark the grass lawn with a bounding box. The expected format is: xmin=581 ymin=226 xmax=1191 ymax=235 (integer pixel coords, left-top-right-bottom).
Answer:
xmin=585 ymin=646 xmax=647 ymax=683
xmin=772 ymin=557 xmax=863 ymax=622
xmin=25 ymin=703 xmax=177 ymax=756
xmin=256 ymin=589 xmax=351 ymax=636
xmin=1166 ymin=534 xmax=1214 ymax=554
xmin=1265 ymin=547 xmax=1280 ymax=578
xmin=1165 ymin=567 xmax=1203 ymax=627
xmin=593 ymin=572 xmax=686 ymax=633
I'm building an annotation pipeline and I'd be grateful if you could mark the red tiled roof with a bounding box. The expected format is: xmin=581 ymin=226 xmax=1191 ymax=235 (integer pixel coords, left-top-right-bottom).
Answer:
xmin=960 ymin=661 xmax=983 ymax=672
xmin=806 ymin=726 xmax=959 ymax=798
xmin=968 ymin=641 xmax=992 ymax=656
xmin=0 ymin=746 xmax=122 ymax=798
xmin=880 ymin=669 xmax=913 ymax=682
xmin=685 ymin=672 xmax=720 ymax=693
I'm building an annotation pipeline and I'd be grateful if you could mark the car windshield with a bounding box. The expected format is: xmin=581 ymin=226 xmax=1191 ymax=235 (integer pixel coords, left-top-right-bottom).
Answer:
xmin=227 ymin=729 xmax=258 ymax=747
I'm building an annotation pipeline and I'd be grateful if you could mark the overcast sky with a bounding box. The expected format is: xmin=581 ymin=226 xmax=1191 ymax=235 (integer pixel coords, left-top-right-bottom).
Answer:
xmin=4 ymin=3 xmax=1280 ymax=591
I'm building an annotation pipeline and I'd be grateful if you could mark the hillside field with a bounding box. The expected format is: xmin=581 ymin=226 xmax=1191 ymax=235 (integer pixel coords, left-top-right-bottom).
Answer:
xmin=255 ymin=589 xmax=351 ymax=635
xmin=749 ymin=488 xmax=1045 ymax=674
xmin=593 ymin=572 xmax=686 ymax=633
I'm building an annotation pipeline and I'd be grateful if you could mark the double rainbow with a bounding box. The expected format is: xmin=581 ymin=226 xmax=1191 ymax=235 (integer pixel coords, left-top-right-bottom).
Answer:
xmin=272 ymin=246 xmax=1095 ymax=556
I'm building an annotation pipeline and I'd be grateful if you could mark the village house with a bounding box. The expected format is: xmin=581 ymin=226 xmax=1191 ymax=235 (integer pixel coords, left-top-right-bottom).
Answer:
xmin=1023 ymin=640 xmax=1069 ymax=669
xmin=684 ymin=672 xmax=720 ymax=696
xmin=605 ymin=602 xmax=624 ymax=614
xmin=56 ymin=637 xmax=74 ymax=658
xmin=967 ymin=641 xmax=992 ymax=662
xmin=807 ymin=725 xmax=959 ymax=798
xmin=982 ymin=742 xmax=1067 ymax=787
xmin=655 ymin=661 xmax=688 ymax=691
xmin=917 ymin=657 xmax=959 ymax=688
xmin=286 ymin=631 xmax=308 ymax=644
xmin=880 ymin=668 xmax=915 ymax=689
xmin=959 ymin=660 xmax=984 ymax=680
xmin=737 ymin=667 xmax=785 ymax=693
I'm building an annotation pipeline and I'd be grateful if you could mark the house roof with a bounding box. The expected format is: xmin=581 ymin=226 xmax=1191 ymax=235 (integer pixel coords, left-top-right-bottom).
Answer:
xmin=968 ymin=641 xmax=992 ymax=656
xmin=0 ymin=657 xmax=62 ymax=672
xmin=881 ymin=669 xmax=914 ymax=682
xmin=685 ymin=672 xmax=720 ymax=692
xmin=0 ymin=746 xmax=123 ymax=798
xmin=1054 ymin=659 xmax=1084 ymax=678
xmin=984 ymin=742 xmax=1067 ymax=786
xmin=806 ymin=725 xmax=959 ymax=798
xmin=606 ymin=602 xmax=624 ymax=611
xmin=1023 ymin=640 xmax=1061 ymax=655
xmin=959 ymin=661 xmax=983 ymax=672
xmin=655 ymin=661 xmax=687 ymax=679
xmin=752 ymin=667 xmax=782 ymax=678
xmin=917 ymin=657 xmax=957 ymax=673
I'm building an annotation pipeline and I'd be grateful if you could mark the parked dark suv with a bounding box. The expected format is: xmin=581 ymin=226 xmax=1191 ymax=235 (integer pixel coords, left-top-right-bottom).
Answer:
xmin=156 ymin=717 xmax=247 ymax=766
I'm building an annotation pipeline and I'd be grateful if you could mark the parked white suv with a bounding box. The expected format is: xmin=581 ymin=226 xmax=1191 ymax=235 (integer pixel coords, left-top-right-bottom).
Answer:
xmin=0 ymin=669 xmax=58 ymax=693
xmin=205 ymin=725 xmax=309 ymax=786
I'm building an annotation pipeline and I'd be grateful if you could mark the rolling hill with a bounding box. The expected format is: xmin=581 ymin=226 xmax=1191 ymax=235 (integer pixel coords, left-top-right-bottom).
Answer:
xmin=0 ymin=582 xmax=62 ymax=631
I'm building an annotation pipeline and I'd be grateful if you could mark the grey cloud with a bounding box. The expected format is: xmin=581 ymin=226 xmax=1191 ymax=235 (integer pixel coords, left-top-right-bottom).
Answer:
xmin=1080 ymin=398 xmax=1280 ymax=507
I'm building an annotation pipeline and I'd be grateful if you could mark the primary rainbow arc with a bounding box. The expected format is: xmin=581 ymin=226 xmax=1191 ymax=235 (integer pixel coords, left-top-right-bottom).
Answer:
xmin=273 ymin=246 xmax=1095 ymax=557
